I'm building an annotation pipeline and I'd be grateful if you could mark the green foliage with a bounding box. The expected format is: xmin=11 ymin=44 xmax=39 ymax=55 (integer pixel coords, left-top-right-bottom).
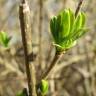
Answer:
xmin=16 ymin=89 xmax=28 ymax=96
xmin=16 ymin=92 xmax=25 ymax=96
xmin=50 ymin=9 xmax=88 ymax=53
xmin=39 ymin=79 xmax=49 ymax=95
xmin=0 ymin=31 xmax=11 ymax=47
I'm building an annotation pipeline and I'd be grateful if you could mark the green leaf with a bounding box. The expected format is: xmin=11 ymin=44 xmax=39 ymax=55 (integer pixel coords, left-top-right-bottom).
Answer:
xmin=16 ymin=92 xmax=25 ymax=96
xmin=40 ymin=80 xmax=49 ymax=95
xmin=72 ymin=12 xmax=82 ymax=34
xmin=0 ymin=31 xmax=11 ymax=47
xmin=70 ymin=12 xmax=86 ymax=39
xmin=69 ymin=9 xmax=75 ymax=34
xmin=60 ymin=38 xmax=77 ymax=49
xmin=56 ymin=14 xmax=62 ymax=42
xmin=50 ymin=16 xmax=58 ymax=43
xmin=61 ymin=9 xmax=70 ymax=38
xmin=72 ymin=28 xmax=88 ymax=40
xmin=16 ymin=89 xmax=28 ymax=96
xmin=81 ymin=12 xmax=86 ymax=28
xmin=50 ymin=9 xmax=87 ymax=52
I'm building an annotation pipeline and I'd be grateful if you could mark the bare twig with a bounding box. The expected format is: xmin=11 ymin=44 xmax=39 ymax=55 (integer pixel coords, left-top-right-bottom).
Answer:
xmin=41 ymin=51 xmax=63 ymax=80
xmin=75 ymin=0 xmax=83 ymax=17
xmin=19 ymin=0 xmax=37 ymax=96
xmin=38 ymin=0 xmax=43 ymax=69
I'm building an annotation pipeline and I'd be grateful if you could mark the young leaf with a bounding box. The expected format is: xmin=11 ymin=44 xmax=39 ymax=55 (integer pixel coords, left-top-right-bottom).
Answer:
xmin=0 ymin=31 xmax=11 ymax=47
xmin=50 ymin=9 xmax=87 ymax=53
xmin=61 ymin=9 xmax=70 ymax=38
xmin=16 ymin=92 xmax=26 ymax=96
xmin=57 ymin=14 xmax=62 ymax=42
xmin=72 ymin=12 xmax=82 ymax=34
xmin=16 ymin=88 xmax=28 ymax=96
xmin=39 ymin=79 xmax=49 ymax=95
xmin=50 ymin=16 xmax=58 ymax=43
xmin=69 ymin=9 xmax=75 ymax=34
xmin=72 ymin=28 xmax=88 ymax=40
xmin=61 ymin=38 xmax=77 ymax=50
xmin=81 ymin=12 xmax=86 ymax=28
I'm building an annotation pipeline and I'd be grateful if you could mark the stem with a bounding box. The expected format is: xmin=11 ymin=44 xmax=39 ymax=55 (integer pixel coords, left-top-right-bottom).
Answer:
xmin=41 ymin=0 xmax=84 ymax=82
xmin=19 ymin=0 xmax=37 ymax=96
xmin=38 ymin=0 xmax=43 ymax=68
xmin=75 ymin=0 xmax=84 ymax=17
xmin=41 ymin=51 xmax=63 ymax=80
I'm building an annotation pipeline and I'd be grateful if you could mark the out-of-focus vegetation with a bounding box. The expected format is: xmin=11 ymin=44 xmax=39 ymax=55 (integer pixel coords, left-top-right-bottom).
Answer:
xmin=0 ymin=0 xmax=96 ymax=96
xmin=0 ymin=31 xmax=11 ymax=47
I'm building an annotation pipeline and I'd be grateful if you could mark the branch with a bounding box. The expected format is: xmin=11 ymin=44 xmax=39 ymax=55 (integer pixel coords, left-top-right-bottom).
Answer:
xmin=41 ymin=51 xmax=63 ymax=80
xmin=39 ymin=0 xmax=84 ymax=82
xmin=75 ymin=0 xmax=84 ymax=17
xmin=38 ymin=0 xmax=43 ymax=69
xmin=19 ymin=0 xmax=37 ymax=96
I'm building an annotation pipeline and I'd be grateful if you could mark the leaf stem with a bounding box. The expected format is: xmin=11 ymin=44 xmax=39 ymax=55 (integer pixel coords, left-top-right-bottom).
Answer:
xmin=41 ymin=51 xmax=63 ymax=80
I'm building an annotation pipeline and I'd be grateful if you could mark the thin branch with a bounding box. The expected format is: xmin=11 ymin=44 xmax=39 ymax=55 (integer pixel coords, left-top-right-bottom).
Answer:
xmin=38 ymin=0 xmax=43 ymax=69
xmin=75 ymin=0 xmax=84 ymax=17
xmin=19 ymin=0 xmax=37 ymax=96
xmin=41 ymin=51 xmax=63 ymax=80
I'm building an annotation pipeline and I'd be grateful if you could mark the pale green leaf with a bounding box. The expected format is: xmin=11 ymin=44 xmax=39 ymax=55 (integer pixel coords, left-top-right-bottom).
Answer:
xmin=81 ymin=12 xmax=86 ymax=28
xmin=72 ymin=28 xmax=88 ymax=40
xmin=61 ymin=9 xmax=70 ymax=37
xmin=50 ymin=16 xmax=58 ymax=42
xmin=72 ymin=12 xmax=82 ymax=34
xmin=69 ymin=9 xmax=75 ymax=34
xmin=0 ymin=31 xmax=11 ymax=47
xmin=40 ymin=80 xmax=49 ymax=95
